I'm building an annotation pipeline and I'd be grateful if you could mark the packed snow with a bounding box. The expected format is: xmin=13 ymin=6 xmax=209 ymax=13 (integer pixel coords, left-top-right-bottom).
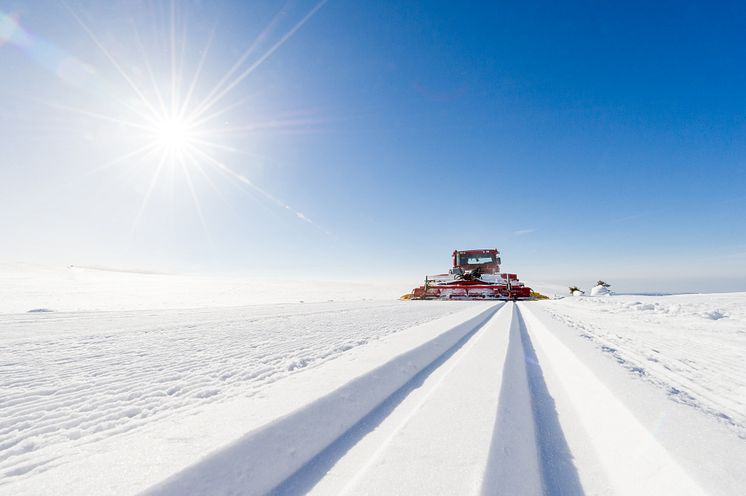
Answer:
xmin=0 ymin=300 xmax=474 ymax=494
xmin=1 ymin=267 xmax=744 ymax=495
xmin=540 ymin=292 xmax=746 ymax=438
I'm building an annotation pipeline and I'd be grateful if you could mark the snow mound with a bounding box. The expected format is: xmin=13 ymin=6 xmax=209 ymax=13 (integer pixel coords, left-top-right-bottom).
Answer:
xmin=590 ymin=285 xmax=611 ymax=296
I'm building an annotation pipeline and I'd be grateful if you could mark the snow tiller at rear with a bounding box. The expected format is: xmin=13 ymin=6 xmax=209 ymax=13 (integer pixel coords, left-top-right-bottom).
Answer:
xmin=411 ymin=249 xmax=532 ymax=300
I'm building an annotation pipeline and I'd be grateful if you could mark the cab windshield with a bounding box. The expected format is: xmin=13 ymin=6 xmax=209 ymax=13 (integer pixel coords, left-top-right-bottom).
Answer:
xmin=459 ymin=253 xmax=495 ymax=265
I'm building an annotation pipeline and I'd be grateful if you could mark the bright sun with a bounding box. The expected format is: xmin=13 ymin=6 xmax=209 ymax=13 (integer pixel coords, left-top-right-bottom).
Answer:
xmin=57 ymin=0 xmax=330 ymax=235
xmin=153 ymin=117 xmax=194 ymax=153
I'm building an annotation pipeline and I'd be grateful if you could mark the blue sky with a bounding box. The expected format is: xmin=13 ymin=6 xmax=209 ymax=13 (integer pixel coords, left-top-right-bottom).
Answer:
xmin=1 ymin=0 xmax=745 ymax=292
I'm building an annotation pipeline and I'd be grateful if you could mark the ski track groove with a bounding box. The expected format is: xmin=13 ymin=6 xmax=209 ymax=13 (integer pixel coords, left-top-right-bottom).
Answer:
xmin=294 ymin=302 xmax=511 ymax=496
xmin=278 ymin=302 xmax=581 ymax=495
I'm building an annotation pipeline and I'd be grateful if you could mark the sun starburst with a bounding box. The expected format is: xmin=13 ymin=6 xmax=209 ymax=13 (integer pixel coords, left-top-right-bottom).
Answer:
xmin=54 ymin=0 xmax=330 ymax=236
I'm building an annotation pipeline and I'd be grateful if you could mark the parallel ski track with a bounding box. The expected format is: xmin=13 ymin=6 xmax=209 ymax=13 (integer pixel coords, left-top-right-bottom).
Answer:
xmin=263 ymin=302 xmax=709 ymax=496
xmin=284 ymin=302 xmax=585 ymax=495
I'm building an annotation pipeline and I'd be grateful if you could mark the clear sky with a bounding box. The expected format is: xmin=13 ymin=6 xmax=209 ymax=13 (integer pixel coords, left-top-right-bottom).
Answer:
xmin=1 ymin=0 xmax=745 ymax=292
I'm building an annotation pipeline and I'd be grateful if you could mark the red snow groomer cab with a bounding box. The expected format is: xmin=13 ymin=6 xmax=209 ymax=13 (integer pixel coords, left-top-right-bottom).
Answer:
xmin=411 ymin=249 xmax=532 ymax=300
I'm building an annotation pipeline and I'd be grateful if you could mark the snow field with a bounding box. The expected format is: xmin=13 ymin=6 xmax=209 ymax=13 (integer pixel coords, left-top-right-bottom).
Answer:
xmin=539 ymin=293 xmax=746 ymax=437
xmin=284 ymin=301 xmax=744 ymax=495
xmin=150 ymin=300 xmax=740 ymax=495
xmin=0 ymin=301 xmax=474 ymax=494
xmin=519 ymin=303 xmax=707 ymax=495
xmin=301 ymin=302 xmax=721 ymax=496
xmin=303 ymin=302 xmax=514 ymax=495
xmin=0 ymin=263 xmax=411 ymax=314
xmin=3 ymin=292 xmax=745 ymax=495
xmin=146 ymin=304 xmax=500 ymax=495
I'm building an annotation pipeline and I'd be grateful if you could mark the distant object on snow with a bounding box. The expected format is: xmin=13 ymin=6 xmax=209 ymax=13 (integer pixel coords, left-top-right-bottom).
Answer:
xmin=570 ymin=281 xmax=613 ymax=296
xmin=569 ymin=285 xmax=585 ymax=296
xmin=591 ymin=282 xmax=612 ymax=296
xmin=27 ymin=308 xmax=55 ymax=313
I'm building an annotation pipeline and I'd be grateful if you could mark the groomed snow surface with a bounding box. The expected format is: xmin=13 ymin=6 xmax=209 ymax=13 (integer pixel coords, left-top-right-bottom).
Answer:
xmin=2 ymin=284 xmax=745 ymax=495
